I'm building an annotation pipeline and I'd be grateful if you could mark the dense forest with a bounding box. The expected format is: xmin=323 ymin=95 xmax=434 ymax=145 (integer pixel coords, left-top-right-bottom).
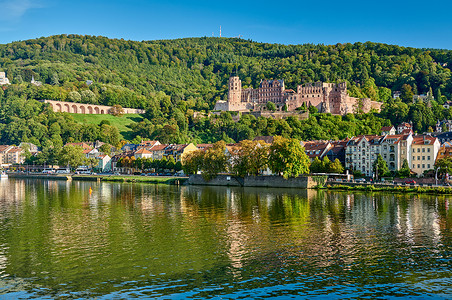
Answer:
xmin=1 ymin=35 xmax=452 ymax=147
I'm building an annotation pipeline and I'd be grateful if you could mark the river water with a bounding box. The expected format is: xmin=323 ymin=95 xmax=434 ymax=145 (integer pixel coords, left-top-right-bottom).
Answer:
xmin=0 ymin=179 xmax=450 ymax=299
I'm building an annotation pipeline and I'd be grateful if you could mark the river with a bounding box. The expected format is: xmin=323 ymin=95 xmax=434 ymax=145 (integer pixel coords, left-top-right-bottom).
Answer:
xmin=0 ymin=179 xmax=450 ymax=299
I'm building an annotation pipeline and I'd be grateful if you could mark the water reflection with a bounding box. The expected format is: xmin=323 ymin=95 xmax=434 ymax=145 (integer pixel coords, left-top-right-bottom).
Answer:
xmin=0 ymin=179 xmax=450 ymax=298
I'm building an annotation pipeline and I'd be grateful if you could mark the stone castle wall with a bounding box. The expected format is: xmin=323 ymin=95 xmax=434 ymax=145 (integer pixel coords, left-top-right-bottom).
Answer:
xmin=41 ymin=100 xmax=145 ymax=115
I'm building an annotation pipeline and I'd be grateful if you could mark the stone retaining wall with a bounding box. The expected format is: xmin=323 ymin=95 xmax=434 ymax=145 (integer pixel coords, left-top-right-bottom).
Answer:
xmin=188 ymin=175 xmax=320 ymax=189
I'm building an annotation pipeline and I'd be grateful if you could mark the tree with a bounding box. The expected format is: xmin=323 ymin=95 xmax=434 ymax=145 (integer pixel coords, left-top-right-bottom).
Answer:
xmin=231 ymin=140 xmax=269 ymax=176
xmin=308 ymin=105 xmax=318 ymax=114
xmin=166 ymin=155 xmax=176 ymax=170
xmin=201 ymin=141 xmax=227 ymax=180
xmin=266 ymin=101 xmax=276 ymax=112
xmin=400 ymin=84 xmax=414 ymax=103
xmin=110 ymin=104 xmax=124 ymax=117
xmin=397 ymin=159 xmax=411 ymax=178
xmin=68 ymin=91 xmax=82 ymax=102
xmin=322 ymin=156 xmax=331 ymax=172
xmin=310 ymin=157 xmax=323 ymax=173
xmin=329 ymin=158 xmax=344 ymax=174
xmin=373 ymin=154 xmax=388 ymax=180
xmin=99 ymin=144 xmax=112 ymax=154
xmin=80 ymin=90 xmax=97 ymax=104
xmin=268 ymin=136 xmax=310 ymax=179
xmin=435 ymin=157 xmax=452 ymax=177
xmin=58 ymin=145 xmax=87 ymax=168
xmin=50 ymin=73 xmax=60 ymax=85
xmin=182 ymin=150 xmax=204 ymax=175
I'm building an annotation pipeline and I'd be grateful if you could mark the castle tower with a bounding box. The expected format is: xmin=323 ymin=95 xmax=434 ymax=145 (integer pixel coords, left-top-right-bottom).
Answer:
xmin=228 ymin=76 xmax=242 ymax=107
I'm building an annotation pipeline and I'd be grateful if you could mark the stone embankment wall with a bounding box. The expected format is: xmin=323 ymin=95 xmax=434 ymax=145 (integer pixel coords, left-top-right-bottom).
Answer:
xmin=188 ymin=175 xmax=321 ymax=189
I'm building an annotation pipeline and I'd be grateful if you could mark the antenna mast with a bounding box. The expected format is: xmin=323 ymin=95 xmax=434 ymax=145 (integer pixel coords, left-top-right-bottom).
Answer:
xmin=220 ymin=26 xmax=222 ymax=38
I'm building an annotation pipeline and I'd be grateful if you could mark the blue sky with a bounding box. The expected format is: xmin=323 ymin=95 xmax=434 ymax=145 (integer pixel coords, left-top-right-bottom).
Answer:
xmin=1 ymin=0 xmax=451 ymax=49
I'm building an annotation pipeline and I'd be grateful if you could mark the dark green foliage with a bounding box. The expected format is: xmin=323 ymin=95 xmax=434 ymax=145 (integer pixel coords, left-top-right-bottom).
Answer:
xmin=2 ymin=35 xmax=452 ymax=144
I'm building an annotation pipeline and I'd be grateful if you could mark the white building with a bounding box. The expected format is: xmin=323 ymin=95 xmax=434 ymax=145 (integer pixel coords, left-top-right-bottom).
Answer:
xmin=0 ymin=72 xmax=10 ymax=85
xmin=410 ymin=135 xmax=440 ymax=176
xmin=345 ymin=134 xmax=413 ymax=177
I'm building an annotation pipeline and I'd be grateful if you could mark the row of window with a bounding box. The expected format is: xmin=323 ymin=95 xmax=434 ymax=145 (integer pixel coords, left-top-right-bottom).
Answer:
xmin=413 ymin=156 xmax=431 ymax=161
xmin=413 ymin=163 xmax=431 ymax=169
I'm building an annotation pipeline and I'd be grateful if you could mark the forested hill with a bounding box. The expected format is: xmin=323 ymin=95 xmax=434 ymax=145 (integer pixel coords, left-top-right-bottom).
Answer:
xmin=2 ymin=35 xmax=452 ymax=148
xmin=1 ymin=34 xmax=452 ymax=111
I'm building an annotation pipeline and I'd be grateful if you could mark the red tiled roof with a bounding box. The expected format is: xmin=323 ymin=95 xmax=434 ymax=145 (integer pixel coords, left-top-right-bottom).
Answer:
xmin=149 ymin=144 xmax=167 ymax=151
xmin=134 ymin=148 xmax=152 ymax=154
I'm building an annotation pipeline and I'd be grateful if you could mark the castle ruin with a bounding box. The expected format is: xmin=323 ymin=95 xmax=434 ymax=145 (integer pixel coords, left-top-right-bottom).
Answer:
xmin=214 ymin=76 xmax=382 ymax=115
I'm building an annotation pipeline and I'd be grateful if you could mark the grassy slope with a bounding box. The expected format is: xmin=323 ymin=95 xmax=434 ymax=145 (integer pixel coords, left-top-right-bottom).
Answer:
xmin=70 ymin=113 xmax=143 ymax=140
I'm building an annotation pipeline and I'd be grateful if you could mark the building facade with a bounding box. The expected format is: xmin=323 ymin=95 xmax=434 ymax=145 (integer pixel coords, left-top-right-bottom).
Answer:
xmin=215 ymin=76 xmax=382 ymax=115
xmin=411 ymin=135 xmax=440 ymax=175
xmin=0 ymin=72 xmax=10 ymax=85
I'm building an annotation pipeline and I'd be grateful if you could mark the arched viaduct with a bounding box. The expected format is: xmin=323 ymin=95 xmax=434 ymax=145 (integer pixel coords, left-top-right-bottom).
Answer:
xmin=40 ymin=100 xmax=145 ymax=115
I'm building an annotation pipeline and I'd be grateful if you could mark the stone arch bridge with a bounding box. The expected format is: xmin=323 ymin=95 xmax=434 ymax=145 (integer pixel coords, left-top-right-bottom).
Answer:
xmin=40 ymin=100 xmax=145 ymax=115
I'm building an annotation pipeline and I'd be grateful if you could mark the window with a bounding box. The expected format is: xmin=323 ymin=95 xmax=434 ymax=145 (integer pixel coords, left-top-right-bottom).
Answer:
xmin=413 ymin=164 xmax=416 ymax=168
xmin=427 ymin=156 xmax=430 ymax=160
xmin=422 ymin=164 xmax=425 ymax=168
xmin=428 ymin=148 xmax=431 ymax=153
xmin=417 ymin=148 xmax=420 ymax=153
xmin=422 ymin=156 xmax=425 ymax=160
xmin=413 ymin=156 xmax=415 ymax=161
xmin=418 ymin=156 xmax=420 ymax=160
xmin=422 ymin=148 xmax=425 ymax=153
xmin=428 ymin=164 xmax=430 ymax=168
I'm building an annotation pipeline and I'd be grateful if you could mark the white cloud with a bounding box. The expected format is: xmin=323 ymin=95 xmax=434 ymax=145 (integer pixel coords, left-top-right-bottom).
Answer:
xmin=0 ymin=0 xmax=43 ymax=21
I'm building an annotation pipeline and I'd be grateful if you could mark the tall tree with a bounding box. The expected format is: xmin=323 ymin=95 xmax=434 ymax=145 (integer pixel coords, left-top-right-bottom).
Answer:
xmin=373 ymin=154 xmax=388 ymax=180
xmin=268 ymin=136 xmax=310 ymax=179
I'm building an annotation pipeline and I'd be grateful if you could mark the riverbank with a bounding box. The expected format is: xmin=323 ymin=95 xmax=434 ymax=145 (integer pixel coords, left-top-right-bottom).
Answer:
xmin=320 ymin=183 xmax=452 ymax=195
xmin=187 ymin=174 xmax=327 ymax=189
xmin=7 ymin=173 xmax=188 ymax=185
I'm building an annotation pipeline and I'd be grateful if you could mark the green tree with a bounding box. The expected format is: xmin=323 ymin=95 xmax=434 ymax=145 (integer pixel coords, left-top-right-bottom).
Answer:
xmin=373 ymin=154 xmax=388 ymax=180
xmin=400 ymin=84 xmax=414 ymax=103
xmin=182 ymin=150 xmax=204 ymax=175
xmin=435 ymin=157 xmax=452 ymax=177
xmin=266 ymin=101 xmax=277 ymax=112
xmin=397 ymin=159 xmax=411 ymax=178
xmin=329 ymin=158 xmax=344 ymax=174
xmin=309 ymin=157 xmax=323 ymax=173
xmin=268 ymin=136 xmax=310 ymax=179
xmin=201 ymin=141 xmax=227 ymax=180
xmin=58 ymin=145 xmax=87 ymax=168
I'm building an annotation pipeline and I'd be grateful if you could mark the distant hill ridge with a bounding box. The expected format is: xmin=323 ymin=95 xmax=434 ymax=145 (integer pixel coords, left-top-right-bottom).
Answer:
xmin=1 ymin=35 xmax=452 ymax=110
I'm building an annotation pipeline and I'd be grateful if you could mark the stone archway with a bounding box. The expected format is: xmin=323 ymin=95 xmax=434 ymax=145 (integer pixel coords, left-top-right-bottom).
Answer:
xmin=64 ymin=104 xmax=70 ymax=113
xmin=55 ymin=103 xmax=62 ymax=112
xmin=72 ymin=105 xmax=78 ymax=113
xmin=100 ymin=109 xmax=104 ymax=114
xmin=94 ymin=107 xmax=100 ymax=114
xmin=80 ymin=106 xmax=86 ymax=114
xmin=88 ymin=106 xmax=93 ymax=114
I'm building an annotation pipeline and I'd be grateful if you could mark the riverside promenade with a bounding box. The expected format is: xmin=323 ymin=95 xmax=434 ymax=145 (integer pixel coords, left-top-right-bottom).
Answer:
xmin=6 ymin=173 xmax=187 ymax=185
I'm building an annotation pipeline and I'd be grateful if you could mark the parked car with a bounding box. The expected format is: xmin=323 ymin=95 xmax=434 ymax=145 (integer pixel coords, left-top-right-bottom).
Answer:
xmin=55 ymin=168 xmax=70 ymax=174
xmin=355 ymin=178 xmax=366 ymax=182
xmin=404 ymin=179 xmax=416 ymax=184
xmin=42 ymin=168 xmax=55 ymax=174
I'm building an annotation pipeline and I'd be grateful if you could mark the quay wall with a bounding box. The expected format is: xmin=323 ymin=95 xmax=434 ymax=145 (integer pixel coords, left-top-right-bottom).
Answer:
xmin=188 ymin=175 xmax=321 ymax=189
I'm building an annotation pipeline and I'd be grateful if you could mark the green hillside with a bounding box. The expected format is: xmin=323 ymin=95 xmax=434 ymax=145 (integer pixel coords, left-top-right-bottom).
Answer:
xmin=70 ymin=114 xmax=143 ymax=141
xmin=1 ymin=35 xmax=452 ymax=148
